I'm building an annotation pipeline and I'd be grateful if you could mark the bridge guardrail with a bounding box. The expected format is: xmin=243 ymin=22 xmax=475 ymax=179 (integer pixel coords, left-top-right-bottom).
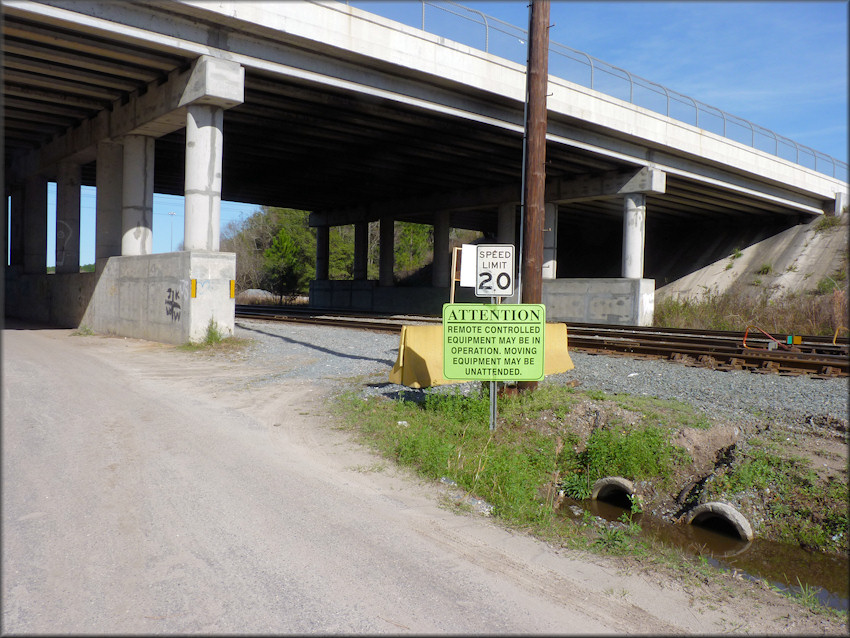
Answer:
xmin=345 ymin=0 xmax=847 ymax=182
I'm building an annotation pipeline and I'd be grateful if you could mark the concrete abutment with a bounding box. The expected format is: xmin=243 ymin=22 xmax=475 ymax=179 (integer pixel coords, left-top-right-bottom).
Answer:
xmin=4 ymin=252 xmax=236 ymax=344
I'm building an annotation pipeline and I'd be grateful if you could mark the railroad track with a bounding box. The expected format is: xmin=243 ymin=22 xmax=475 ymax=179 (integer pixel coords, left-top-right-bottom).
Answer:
xmin=235 ymin=305 xmax=849 ymax=378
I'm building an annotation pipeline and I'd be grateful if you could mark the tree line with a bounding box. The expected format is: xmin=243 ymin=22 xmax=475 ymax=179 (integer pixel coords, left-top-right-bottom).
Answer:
xmin=221 ymin=206 xmax=478 ymax=302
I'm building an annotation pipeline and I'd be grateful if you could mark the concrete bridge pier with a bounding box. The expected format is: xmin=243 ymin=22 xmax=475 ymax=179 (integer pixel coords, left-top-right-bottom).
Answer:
xmin=5 ymin=55 xmax=244 ymax=343
xmin=379 ymin=216 xmax=394 ymax=287
xmin=316 ymin=225 xmax=330 ymax=281
xmin=432 ymin=211 xmax=451 ymax=288
xmin=95 ymin=141 xmax=123 ymax=261
xmin=81 ymin=56 xmax=244 ymax=343
xmin=23 ymin=174 xmax=47 ymax=275
xmin=542 ymin=202 xmax=558 ymax=280
xmin=622 ymin=193 xmax=646 ymax=279
xmin=7 ymin=182 xmax=24 ymax=269
xmin=184 ymin=104 xmax=224 ymax=252
xmin=498 ymin=203 xmax=517 ymax=245
xmin=121 ymin=135 xmax=155 ymax=257
xmin=496 ymin=203 xmax=521 ymax=304
xmin=55 ymin=160 xmax=81 ymax=273
xmin=353 ymin=220 xmax=368 ymax=281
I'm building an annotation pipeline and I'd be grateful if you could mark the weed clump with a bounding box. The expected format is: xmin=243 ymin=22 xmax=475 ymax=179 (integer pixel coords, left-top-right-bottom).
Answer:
xmin=203 ymin=318 xmax=225 ymax=344
xmin=814 ymin=215 xmax=842 ymax=233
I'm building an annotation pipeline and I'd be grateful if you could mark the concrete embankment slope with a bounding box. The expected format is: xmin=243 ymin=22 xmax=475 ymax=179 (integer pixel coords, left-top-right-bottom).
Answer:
xmin=657 ymin=215 xmax=849 ymax=301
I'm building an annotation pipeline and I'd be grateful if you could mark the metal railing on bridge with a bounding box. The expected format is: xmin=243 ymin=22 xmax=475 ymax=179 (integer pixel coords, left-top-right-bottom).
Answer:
xmin=345 ymin=0 xmax=847 ymax=182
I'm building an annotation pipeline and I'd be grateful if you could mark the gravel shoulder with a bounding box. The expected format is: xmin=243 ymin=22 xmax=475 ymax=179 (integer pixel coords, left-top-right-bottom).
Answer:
xmin=2 ymin=318 xmax=847 ymax=634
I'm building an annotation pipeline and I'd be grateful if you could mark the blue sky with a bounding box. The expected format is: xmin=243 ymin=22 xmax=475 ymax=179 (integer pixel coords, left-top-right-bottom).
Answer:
xmin=32 ymin=1 xmax=848 ymax=266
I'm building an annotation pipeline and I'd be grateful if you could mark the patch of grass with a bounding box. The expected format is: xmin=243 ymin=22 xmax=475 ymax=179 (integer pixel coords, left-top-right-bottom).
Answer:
xmin=731 ymin=248 xmax=743 ymax=259
xmin=814 ymin=215 xmax=841 ymax=233
xmin=755 ymin=263 xmax=773 ymax=276
xmin=654 ymin=287 xmax=848 ymax=336
xmin=339 ymin=388 xmax=558 ymax=525
xmin=583 ymin=389 xmax=609 ymax=401
xmin=707 ymin=444 xmax=848 ymax=554
xmin=71 ymin=325 xmax=95 ymax=336
xmin=498 ymin=383 xmax=578 ymax=425
xmin=815 ymin=277 xmax=838 ymax=295
xmin=179 ymin=320 xmax=251 ymax=353
xmin=575 ymin=423 xmax=689 ymax=487
xmin=607 ymin=394 xmax=712 ymax=429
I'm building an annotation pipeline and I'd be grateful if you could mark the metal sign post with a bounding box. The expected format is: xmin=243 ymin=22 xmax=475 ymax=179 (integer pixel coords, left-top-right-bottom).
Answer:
xmin=476 ymin=243 xmax=514 ymax=430
xmin=490 ymin=295 xmax=499 ymax=431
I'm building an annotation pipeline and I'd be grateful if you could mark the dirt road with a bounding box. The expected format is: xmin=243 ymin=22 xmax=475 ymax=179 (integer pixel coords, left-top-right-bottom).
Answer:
xmin=1 ymin=326 xmax=842 ymax=633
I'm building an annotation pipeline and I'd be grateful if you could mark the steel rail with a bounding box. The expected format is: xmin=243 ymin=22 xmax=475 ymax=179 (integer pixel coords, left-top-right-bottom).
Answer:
xmin=235 ymin=306 xmax=848 ymax=377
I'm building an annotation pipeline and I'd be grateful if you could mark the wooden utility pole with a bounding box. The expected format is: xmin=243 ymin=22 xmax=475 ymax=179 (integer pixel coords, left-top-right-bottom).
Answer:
xmin=518 ymin=0 xmax=550 ymax=393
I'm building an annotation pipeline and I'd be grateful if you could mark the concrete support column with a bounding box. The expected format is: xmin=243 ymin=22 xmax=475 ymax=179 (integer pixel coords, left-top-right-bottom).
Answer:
xmin=353 ymin=221 xmax=368 ymax=280
xmin=379 ymin=217 xmax=394 ymax=287
xmin=96 ymin=140 xmax=124 ymax=260
xmin=833 ymin=191 xmax=847 ymax=218
xmin=121 ymin=135 xmax=154 ymax=256
xmin=622 ymin=193 xmax=646 ymax=279
xmin=56 ymin=160 xmax=81 ymax=273
xmin=542 ymin=202 xmax=558 ymax=280
xmin=8 ymin=184 xmax=25 ymax=267
xmin=497 ymin=203 xmax=516 ymax=245
xmin=23 ymin=174 xmax=48 ymax=274
xmin=184 ymin=104 xmax=224 ymax=251
xmin=432 ymin=210 xmax=450 ymax=287
xmin=315 ymin=225 xmax=329 ymax=281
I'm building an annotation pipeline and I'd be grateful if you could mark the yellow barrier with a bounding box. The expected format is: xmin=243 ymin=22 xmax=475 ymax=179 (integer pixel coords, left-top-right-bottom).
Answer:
xmin=389 ymin=323 xmax=575 ymax=388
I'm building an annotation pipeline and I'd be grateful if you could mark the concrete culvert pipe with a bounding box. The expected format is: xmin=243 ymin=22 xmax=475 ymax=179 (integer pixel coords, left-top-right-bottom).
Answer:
xmin=685 ymin=502 xmax=754 ymax=541
xmin=591 ymin=477 xmax=639 ymax=509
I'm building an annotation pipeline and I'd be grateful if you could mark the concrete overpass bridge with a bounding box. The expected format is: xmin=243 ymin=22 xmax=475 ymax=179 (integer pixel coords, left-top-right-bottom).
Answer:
xmin=4 ymin=0 xmax=847 ymax=342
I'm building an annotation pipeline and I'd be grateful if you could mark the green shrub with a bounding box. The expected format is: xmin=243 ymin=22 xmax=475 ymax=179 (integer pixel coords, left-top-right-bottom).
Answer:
xmin=560 ymin=472 xmax=591 ymax=499
xmin=203 ymin=318 xmax=225 ymax=345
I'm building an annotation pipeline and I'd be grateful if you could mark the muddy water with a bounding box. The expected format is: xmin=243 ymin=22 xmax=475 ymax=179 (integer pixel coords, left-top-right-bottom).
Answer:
xmin=559 ymin=498 xmax=849 ymax=611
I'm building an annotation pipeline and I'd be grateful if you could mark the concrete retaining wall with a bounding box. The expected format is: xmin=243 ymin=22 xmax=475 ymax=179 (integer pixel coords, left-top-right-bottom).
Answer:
xmin=4 ymin=252 xmax=235 ymax=344
xmin=310 ymin=277 xmax=655 ymax=326
xmin=542 ymin=278 xmax=655 ymax=326
xmin=310 ymin=280 xmax=478 ymax=315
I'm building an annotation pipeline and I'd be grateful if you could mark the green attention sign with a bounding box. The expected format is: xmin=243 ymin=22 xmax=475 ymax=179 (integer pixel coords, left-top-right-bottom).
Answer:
xmin=443 ymin=303 xmax=546 ymax=381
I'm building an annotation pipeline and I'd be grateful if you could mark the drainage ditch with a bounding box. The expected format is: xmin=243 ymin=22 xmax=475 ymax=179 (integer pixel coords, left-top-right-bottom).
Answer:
xmin=558 ymin=483 xmax=848 ymax=611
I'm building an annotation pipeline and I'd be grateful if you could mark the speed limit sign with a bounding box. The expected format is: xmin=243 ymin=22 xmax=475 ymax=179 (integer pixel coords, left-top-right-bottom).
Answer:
xmin=475 ymin=244 xmax=514 ymax=297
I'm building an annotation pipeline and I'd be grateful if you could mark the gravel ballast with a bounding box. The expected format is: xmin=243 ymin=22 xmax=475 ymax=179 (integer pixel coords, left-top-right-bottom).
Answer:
xmin=233 ymin=319 xmax=849 ymax=429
